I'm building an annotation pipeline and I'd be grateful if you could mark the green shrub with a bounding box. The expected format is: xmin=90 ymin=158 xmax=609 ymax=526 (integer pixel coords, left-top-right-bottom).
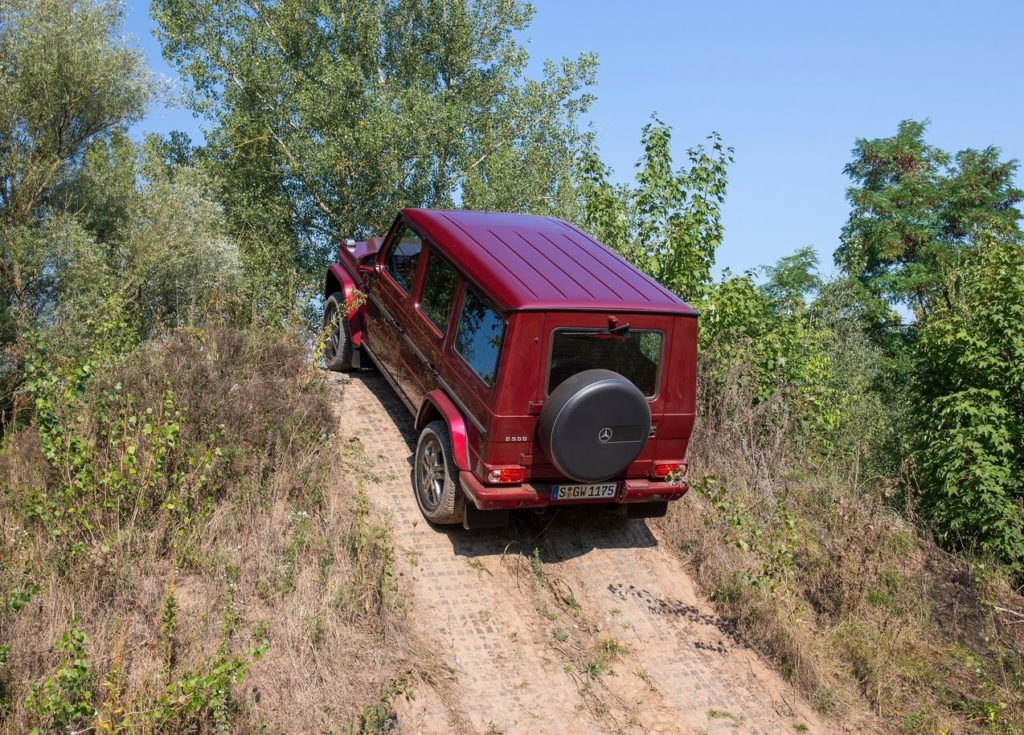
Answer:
xmin=24 ymin=626 xmax=95 ymax=734
xmin=912 ymin=240 xmax=1024 ymax=571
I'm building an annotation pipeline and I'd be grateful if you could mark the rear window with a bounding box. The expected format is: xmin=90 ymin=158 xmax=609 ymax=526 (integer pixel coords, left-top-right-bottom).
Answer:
xmin=547 ymin=329 xmax=663 ymax=398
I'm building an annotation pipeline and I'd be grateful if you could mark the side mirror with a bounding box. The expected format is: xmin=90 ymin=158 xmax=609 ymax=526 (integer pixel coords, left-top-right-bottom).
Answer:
xmin=357 ymin=253 xmax=377 ymax=272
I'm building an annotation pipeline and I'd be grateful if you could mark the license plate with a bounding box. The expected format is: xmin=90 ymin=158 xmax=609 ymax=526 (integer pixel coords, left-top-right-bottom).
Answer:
xmin=550 ymin=482 xmax=618 ymax=501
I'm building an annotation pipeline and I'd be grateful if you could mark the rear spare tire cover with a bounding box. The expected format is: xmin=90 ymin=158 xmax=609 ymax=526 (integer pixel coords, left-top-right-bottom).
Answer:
xmin=538 ymin=369 xmax=651 ymax=483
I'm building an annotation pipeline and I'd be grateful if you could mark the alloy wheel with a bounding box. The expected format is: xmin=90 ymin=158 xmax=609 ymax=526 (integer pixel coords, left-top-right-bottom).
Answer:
xmin=417 ymin=434 xmax=445 ymax=509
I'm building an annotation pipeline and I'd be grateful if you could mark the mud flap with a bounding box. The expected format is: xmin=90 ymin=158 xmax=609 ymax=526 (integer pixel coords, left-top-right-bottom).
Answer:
xmin=463 ymin=504 xmax=509 ymax=530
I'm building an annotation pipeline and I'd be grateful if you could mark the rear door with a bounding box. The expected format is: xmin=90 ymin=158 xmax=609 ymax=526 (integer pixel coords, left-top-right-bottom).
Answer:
xmin=532 ymin=311 xmax=672 ymax=479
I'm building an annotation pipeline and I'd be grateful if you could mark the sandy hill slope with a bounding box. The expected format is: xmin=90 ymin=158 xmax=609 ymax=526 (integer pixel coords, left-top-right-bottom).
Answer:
xmin=330 ymin=371 xmax=849 ymax=735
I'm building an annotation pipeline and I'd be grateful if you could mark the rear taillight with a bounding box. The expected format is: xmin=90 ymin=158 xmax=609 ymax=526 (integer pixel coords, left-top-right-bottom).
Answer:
xmin=486 ymin=467 xmax=525 ymax=484
xmin=652 ymin=461 xmax=688 ymax=480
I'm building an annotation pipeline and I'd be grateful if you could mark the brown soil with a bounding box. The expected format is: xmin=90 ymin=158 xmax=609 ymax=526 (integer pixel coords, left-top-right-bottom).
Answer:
xmin=331 ymin=371 xmax=846 ymax=735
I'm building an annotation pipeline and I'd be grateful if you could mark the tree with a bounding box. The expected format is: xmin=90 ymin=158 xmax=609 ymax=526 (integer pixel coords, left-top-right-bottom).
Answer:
xmin=911 ymin=239 xmax=1024 ymax=568
xmin=835 ymin=120 xmax=1024 ymax=571
xmin=0 ymin=0 xmax=149 ymax=228
xmin=835 ymin=120 xmax=1022 ymax=327
xmin=760 ymin=246 xmax=821 ymax=314
xmin=152 ymin=0 xmax=596 ymax=302
xmin=1 ymin=0 xmax=150 ymax=422
xmin=0 ymin=1 xmax=243 ymax=428
xmin=579 ymin=116 xmax=732 ymax=303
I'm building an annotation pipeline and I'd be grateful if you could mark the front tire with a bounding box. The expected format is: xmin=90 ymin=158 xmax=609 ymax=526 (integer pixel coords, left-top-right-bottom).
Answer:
xmin=323 ymin=291 xmax=354 ymax=371
xmin=414 ymin=420 xmax=466 ymax=525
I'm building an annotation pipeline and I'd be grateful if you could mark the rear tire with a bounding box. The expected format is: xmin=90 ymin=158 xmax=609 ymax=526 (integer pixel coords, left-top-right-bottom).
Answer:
xmin=323 ymin=291 xmax=354 ymax=372
xmin=414 ymin=420 xmax=466 ymax=525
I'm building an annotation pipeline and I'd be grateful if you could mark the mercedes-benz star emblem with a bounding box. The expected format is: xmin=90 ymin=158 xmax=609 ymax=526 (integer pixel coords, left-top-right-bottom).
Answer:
xmin=598 ymin=427 xmax=613 ymax=443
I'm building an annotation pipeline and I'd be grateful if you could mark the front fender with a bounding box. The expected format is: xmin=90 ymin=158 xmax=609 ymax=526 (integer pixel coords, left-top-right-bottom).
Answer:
xmin=326 ymin=263 xmax=364 ymax=346
xmin=417 ymin=390 xmax=471 ymax=471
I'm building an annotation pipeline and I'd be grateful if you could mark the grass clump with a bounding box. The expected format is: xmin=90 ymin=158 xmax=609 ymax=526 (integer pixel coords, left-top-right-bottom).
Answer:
xmin=0 ymin=326 xmax=426 ymax=734
xmin=658 ymin=361 xmax=1024 ymax=733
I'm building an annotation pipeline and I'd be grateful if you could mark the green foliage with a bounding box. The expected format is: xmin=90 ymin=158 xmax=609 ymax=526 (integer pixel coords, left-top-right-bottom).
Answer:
xmin=152 ymin=0 xmax=596 ymax=303
xmin=147 ymin=636 xmax=266 ymax=733
xmin=92 ymin=616 xmax=267 ymax=734
xmin=1 ymin=147 xmax=239 ymax=420
xmin=340 ymin=479 xmax=398 ymax=625
xmin=580 ymin=116 xmax=733 ymax=302
xmin=21 ymin=335 xmax=222 ymax=558
xmin=3 ymin=568 xmax=38 ymax=613
xmin=25 ymin=625 xmax=95 ymax=734
xmin=348 ymin=676 xmax=412 ymax=735
xmin=0 ymin=1 xmax=240 ymax=427
xmin=836 ymin=119 xmax=1022 ymax=326
xmin=832 ymin=121 xmax=1024 ymax=571
xmin=760 ymin=246 xmax=822 ymax=313
xmin=2 ymin=326 xmax=331 ymax=731
xmin=694 ymin=475 xmax=797 ymax=593
xmin=701 ymin=269 xmax=856 ymax=444
xmin=0 ymin=0 xmax=149 ymax=227
xmin=912 ymin=240 xmax=1024 ymax=569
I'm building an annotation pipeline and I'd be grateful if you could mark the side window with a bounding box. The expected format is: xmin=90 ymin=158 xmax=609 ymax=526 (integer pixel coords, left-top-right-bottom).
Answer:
xmin=454 ymin=288 xmax=505 ymax=386
xmin=419 ymin=251 xmax=459 ymax=332
xmin=384 ymin=226 xmax=423 ymax=293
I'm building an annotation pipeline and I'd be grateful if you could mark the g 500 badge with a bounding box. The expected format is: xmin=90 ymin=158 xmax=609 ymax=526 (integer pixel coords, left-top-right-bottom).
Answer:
xmin=504 ymin=435 xmax=529 ymax=443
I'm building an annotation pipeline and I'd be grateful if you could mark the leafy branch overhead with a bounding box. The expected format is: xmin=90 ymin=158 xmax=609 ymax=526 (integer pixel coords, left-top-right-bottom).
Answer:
xmin=580 ymin=116 xmax=733 ymax=303
xmin=152 ymin=0 xmax=597 ymax=280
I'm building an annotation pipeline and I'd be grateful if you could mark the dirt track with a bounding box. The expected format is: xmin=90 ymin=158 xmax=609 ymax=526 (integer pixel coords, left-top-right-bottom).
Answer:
xmin=331 ymin=371 xmax=828 ymax=735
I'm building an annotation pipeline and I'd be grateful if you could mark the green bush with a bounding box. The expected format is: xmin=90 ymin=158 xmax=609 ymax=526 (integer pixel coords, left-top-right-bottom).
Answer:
xmin=912 ymin=240 xmax=1024 ymax=570
xmin=24 ymin=626 xmax=95 ymax=734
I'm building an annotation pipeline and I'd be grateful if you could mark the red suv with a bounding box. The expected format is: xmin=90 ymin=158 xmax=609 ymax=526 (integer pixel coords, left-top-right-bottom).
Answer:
xmin=324 ymin=209 xmax=696 ymax=528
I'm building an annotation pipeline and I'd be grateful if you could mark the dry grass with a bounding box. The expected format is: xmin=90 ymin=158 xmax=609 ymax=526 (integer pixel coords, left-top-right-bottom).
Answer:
xmin=0 ymin=327 xmax=446 ymax=734
xmin=656 ymin=359 xmax=1024 ymax=734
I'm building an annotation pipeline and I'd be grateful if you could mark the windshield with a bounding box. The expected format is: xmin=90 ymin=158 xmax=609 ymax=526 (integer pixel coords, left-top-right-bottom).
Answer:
xmin=547 ymin=329 xmax=663 ymax=398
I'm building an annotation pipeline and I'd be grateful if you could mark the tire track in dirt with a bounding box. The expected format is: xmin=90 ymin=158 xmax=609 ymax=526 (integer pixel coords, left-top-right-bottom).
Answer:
xmin=334 ymin=372 xmax=598 ymax=734
xmin=330 ymin=371 xmax=827 ymax=734
xmin=539 ymin=522 xmax=826 ymax=734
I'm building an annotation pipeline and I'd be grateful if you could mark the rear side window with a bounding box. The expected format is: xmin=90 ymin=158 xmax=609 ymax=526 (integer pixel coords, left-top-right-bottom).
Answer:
xmin=384 ymin=226 xmax=423 ymax=292
xmin=548 ymin=329 xmax=663 ymax=398
xmin=419 ymin=252 xmax=459 ymax=332
xmin=454 ymin=289 xmax=504 ymax=386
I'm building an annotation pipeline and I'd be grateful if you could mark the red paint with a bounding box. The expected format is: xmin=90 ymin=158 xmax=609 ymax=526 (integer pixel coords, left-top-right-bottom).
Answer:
xmin=402 ymin=209 xmax=698 ymax=316
xmin=325 ymin=263 xmax=363 ymax=346
xmin=459 ymin=472 xmax=689 ymax=510
xmin=417 ymin=390 xmax=471 ymax=471
xmin=327 ymin=209 xmax=698 ymax=511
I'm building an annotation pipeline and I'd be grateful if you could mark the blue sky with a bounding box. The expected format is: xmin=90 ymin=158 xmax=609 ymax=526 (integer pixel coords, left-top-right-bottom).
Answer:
xmin=124 ymin=0 xmax=1023 ymax=278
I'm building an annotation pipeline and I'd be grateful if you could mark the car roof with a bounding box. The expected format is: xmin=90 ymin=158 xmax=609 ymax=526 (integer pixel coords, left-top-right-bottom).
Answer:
xmin=401 ymin=208 xmax=698 ymax=316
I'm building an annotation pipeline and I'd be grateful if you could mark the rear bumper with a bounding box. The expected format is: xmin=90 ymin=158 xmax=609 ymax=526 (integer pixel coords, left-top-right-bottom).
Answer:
xmin=458 ymin=472 xmax=688 ymax=511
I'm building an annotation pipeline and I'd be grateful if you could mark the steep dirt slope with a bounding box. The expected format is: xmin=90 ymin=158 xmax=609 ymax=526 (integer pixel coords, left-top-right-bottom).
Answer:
xmin=330 ymin=371 xmax=834 ymax=735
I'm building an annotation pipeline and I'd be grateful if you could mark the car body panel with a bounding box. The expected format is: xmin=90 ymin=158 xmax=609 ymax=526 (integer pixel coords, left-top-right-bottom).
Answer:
xmin=326 ymin=209 xmax=696 ymax=511
xmin=401 ymin=208 xmax=699 ymax=316
xmin=416 ymin=389 xmax=471 ymax=471
xmin=324 ymin=263 xmax=363 ymax=346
